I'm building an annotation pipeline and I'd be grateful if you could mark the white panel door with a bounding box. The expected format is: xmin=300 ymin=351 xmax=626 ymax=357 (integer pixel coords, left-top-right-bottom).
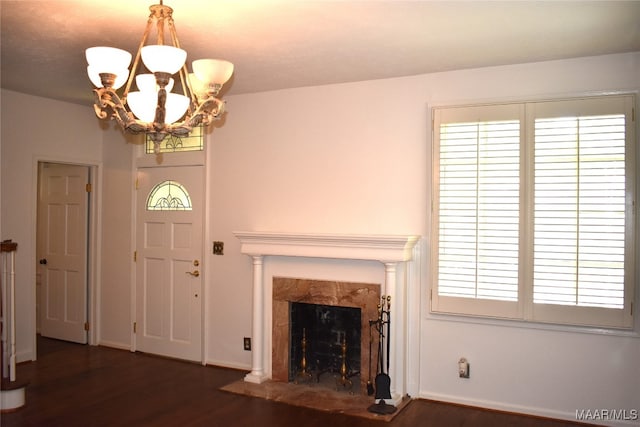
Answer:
xmin=135 ymin=165 xmax=203 ymax=362
xmin=37 ymin=163 xmax=89 ymax=344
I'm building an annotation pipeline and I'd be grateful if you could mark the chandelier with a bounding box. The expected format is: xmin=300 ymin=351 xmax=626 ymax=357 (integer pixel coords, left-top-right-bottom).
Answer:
xmin=86 ymin=1 xmax=233 ymax=150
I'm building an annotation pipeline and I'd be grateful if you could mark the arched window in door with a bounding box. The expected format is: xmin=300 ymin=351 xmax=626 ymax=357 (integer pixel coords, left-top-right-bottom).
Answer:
xmin=146 ymin=180 xmax=192 ymax=211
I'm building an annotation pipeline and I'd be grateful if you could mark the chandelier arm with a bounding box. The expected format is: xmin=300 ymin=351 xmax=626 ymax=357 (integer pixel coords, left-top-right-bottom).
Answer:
xmin=167 ymin=15 xmax=198 ymax=110
xmin=179 ymin=66 xmax=197 ymax=116
xmin=163 ymin=96 xmax=225 ymax=137
xmin=92 ymin=87 xmax=150 ymax=134
xmin=167 ymin=13 xmax=180 ymax=49
xmin=186 ymin=97 xmax=226 ymax=128
xmin=164 ymin=122 xmax=193 ymax=138
xmin=92 ymin=89 xmax=110 ymax=119
xmin=123 ymin=14 xmax=155 ymax=99
xmin=202 ymin=97 xmax=226 ymax=120
xmin=108 ymin=90 xmax=150 ymax=134
xmin=156 ymin=11 xmax=165 ymax=44
xmin=181 ymin=67 xmax=197 ymax=109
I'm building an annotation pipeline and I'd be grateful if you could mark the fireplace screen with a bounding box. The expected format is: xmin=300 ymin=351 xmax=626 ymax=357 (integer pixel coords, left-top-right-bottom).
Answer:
xmin=289 ymin=302 xmax=361 ymax=390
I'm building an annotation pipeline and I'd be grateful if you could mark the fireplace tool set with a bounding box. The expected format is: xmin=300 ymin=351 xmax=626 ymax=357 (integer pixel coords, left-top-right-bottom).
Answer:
xmin=367 ymin=295 xmax=397 ymax=415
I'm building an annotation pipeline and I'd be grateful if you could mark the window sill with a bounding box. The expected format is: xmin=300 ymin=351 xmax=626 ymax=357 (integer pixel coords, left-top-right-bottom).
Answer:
xmin=426 ymin=310 xmax=640 ymax=339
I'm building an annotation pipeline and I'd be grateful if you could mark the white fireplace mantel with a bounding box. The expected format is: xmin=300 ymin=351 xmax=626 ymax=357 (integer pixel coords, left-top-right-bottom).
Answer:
xmin=234 ymin=231 xmax=419 ymax=262
xmin=234 ymin=231 xmax=421 ymax=404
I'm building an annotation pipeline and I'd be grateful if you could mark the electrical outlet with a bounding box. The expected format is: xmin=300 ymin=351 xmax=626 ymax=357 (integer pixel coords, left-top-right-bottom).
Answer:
xmin=458 ymin=357 xmax=470 ymax=378
xmin=243 ymin=337 xmax=251 ymax=351
xmin=213 ymin=241 xmax=224 ymax=255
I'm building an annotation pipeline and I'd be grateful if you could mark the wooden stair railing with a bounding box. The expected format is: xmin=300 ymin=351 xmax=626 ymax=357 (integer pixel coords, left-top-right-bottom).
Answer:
xmin=1 ymin=240 xmax=27 ymax=412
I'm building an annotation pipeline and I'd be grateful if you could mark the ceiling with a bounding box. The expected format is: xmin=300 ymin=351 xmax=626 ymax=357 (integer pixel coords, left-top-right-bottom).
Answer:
xmin=1 ymin=1 xmax=639 ymax=107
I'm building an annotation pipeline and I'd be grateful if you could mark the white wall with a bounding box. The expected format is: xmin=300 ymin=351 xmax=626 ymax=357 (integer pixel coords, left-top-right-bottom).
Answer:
xmin=2 ymin=52 xmax=638 ymax=425
xmin=0 ymin=89 xmax=137 ymax=356
xmin=98 ymin=127 xmax=136 ymax=348
xmin=0 ymin=90 xmax=104 ymax=360
xmin=209 ymin=52 xmax=639 ymax=424
xmin=205 ymin=69 xmax=430 ymax=370
xmin=417 ymin=53 xmax=640 ymax=425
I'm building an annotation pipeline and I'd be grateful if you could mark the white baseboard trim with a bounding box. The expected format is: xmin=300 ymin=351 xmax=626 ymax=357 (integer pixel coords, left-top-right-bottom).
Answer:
xmin=205 ymin=358 xmax=251 ymax=371
xmin=97 ymin=340 xmax=132 ymax=351
xmin=418 ymin=391 xmax=638 ymax=427
xmin=16 ymin=350 xmax=33 ymax=363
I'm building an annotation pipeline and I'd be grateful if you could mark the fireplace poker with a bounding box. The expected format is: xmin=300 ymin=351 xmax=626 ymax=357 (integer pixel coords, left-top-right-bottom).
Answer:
xmin=367 ymin=319 xmax=375 ymax=395
xmin=386 ymin=296 xmax=391 ymax=382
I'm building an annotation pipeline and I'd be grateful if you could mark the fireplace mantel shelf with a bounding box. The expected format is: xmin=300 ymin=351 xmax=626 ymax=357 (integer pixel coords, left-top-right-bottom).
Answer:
xmin=233 ymin=231 xmax=420 ymax=263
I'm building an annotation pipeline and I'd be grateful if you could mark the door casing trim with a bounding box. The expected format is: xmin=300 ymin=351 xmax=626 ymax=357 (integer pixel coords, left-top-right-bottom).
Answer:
xmin=31 ymin=156 xmax=102 ymax=359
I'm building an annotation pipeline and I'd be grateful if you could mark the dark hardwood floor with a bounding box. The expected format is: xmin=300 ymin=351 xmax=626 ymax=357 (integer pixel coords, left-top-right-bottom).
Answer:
xmin=1 ymin=336 xmax=589 ymax=427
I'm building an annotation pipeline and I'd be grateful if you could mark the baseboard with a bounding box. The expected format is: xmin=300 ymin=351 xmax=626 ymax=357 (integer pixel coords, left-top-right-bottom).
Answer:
xmin=418 ymin=391 xmax=638 ymax=427
xmin=97 ymin=340 xmax=132 ymax=351
xmin=205 ymin=358 xmax=251 ymax=372
xmin=16 ymin=350 xmax=33 ymax=364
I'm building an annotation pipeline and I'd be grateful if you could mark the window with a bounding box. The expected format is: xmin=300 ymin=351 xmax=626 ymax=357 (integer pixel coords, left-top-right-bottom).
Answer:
xmin=146 ymin=180 xmax=192 ymax=211
xmin=431 ymin=95 xmax=635 ymax=329
xmin=146 ymin=126 xmax=204 ymax=154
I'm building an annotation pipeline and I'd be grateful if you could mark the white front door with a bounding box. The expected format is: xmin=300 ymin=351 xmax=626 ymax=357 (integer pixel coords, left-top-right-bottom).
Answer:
xmin=135 ymin=165 xmax=203 ymax=362
xmin=37 ymin=163 xmax=89 ymax=344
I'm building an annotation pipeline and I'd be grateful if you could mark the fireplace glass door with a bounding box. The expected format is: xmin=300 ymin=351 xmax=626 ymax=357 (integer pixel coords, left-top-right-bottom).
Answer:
xmin=289 ymin=302 xmax=361 ymax=390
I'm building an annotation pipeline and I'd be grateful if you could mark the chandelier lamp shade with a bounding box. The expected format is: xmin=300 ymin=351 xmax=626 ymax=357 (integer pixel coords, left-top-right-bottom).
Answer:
xmin=86 ymin=1 xmax=234 ymax=148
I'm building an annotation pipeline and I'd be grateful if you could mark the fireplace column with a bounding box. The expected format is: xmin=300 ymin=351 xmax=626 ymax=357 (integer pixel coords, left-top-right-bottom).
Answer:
xmin=245 ymin=255 xmax=268 ymax=384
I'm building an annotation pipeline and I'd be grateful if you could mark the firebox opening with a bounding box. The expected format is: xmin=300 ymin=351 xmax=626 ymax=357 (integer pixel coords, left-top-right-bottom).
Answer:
xmin=289 ymin=302 xmax=361 ymax=391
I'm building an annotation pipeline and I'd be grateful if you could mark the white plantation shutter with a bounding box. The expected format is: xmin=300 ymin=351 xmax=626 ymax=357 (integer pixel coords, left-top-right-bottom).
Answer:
xmin=432 ymin=95 xmax=635 ymax=328
xmin=438 ymin=120 xmax=520 ymax=301
xmin=533 ymin=115 xmax=626 ymax=309
xmin=433 ymin=104 xmax=523 ymax=318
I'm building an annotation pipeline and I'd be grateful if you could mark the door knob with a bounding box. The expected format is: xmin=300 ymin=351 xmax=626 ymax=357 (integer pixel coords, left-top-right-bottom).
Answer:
xmin=186 ymin=270 xmax=200 ymax=277
xmin=39 ymin=258 xmax=47 ymax=265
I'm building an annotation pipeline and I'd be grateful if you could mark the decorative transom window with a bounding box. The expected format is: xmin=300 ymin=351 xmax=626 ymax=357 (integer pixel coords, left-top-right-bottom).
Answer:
xmin=146 ymin=180 xmax=192 ymax=211
xmin=431 ymin=94 xmax=635 ymax=329
xmin=145 ymin=126 xmax=204 ymax=154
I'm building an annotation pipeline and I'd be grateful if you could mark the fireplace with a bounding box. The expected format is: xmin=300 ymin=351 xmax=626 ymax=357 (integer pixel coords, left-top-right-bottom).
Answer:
xmin=234 ymin=231 xmax=420 ymax=404
xmin=289 ymin=303 xmax=361 ymax=385
xmin=272 ymin=277 xmax=380 ymax=394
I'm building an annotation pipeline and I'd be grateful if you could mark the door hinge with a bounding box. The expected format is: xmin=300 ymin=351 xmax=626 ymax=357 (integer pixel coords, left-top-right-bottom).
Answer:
xmin=135 ymin=177 xmax=139 ymax=190
xmin=631 ymin=302 xmax=634 ymax=316
xmin=134 ymin=250 xmax=137 ymax=262
xmin=133 ymin=322 xmax=137 ymax=333
xmin=86 ymin=183 xmax=92 ymax=193
xmin=84 ymin=322 xmax=90 ymax=331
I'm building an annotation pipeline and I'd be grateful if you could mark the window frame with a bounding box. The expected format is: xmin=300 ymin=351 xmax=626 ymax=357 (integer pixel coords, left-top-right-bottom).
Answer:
xmin=430 ymin=94 xmax=636 ymax=330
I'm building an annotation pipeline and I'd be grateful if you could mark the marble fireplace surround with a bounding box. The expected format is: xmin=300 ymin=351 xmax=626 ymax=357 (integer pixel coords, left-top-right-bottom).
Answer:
xmin=272 ymin=277 xmax=381 ymax=393
xmin=234 ymin=231 xmax=420 ymax=404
